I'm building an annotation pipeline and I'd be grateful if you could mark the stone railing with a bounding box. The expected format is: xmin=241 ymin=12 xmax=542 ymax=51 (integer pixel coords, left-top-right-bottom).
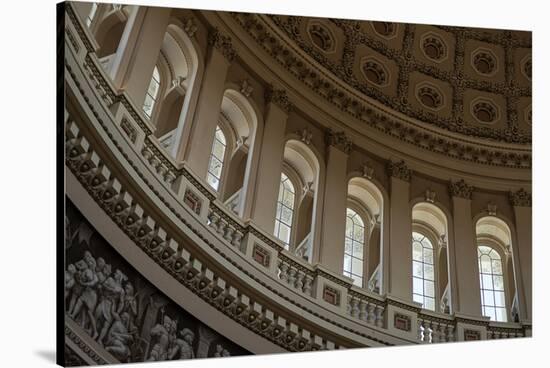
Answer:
xmin=64 ymin=3 xmax=531 ymax=352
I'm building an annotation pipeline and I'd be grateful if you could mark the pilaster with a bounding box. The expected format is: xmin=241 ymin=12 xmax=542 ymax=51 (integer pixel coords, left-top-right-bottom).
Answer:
xmin=387 ymin=160 xmax=413 ymax=300
xmin=319 ymin=130 xmax=352 ymax=274
xmin=185 ymin=29 xmax=236 ymax=180
xmin=509 ymin=188 xmax=532 ymax=321
xmin=448 ymin=179 xmax=482 ymax=316
xmin=250 ymin=87 xmax=291 ymax=232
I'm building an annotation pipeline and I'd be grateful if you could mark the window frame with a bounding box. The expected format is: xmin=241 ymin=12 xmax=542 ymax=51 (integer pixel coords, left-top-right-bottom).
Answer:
xmin=206 ymin=121 xmax=233 ymax=194
xmin=142 ymin=65 xmax=164 ymax=121
xmin=411 ymin=223 xmax=441 ymax=312
xmin=343 ymin=201 xmax=370 ymax=288
xmin=476 ymin=236 xmax=511 ymax=322
xmin=273 ymin=164 xmax=302 ymax=250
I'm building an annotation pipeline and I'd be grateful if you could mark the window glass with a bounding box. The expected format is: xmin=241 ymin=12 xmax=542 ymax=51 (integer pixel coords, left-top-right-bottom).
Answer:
xmin=478 ymin=245 xmax=507 ymax=322
xmin=274 ymin=173 xmax=295 ymax=248
xmin=206 ymin=126 xmax=227 ymax=191
xmin=142 ymin=66 xmax=161 ymax=118
xmin=343 ymin=208 xmax=365 ymax=287
xmin=412 ymin=232 xmax=436 ymax=311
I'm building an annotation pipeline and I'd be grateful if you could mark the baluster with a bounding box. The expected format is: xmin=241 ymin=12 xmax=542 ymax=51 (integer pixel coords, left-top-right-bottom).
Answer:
xmin=232 ymin=230 xmax=244 ymax=248
xmin=367 ymin=303 xmax=376 ymax=325
xmin=432 ymin=322 xmax=441 ymax=343
xmin=375 ymin=305 xmax=384 ymax=327
xmin=346 ymin=295 xmax=352 ymax=315
xmin=418 ymin=319 xmax=425 ymax=342
xmin=217 ymin=217 xmax=227 ymax=235
xmin=446 ymin=324 xmax=455 ymax=342
xmin=224 ymin=224 xmax=235 ymax=243
xmin=350 ymin=298 xmax=359 ymax=318
xmin=208 ymin=210 xmax=220 ymax=230
xmin=288 ymin=267 xmax=297 ymax=286
xmin=295 ymin=270 xmax=305 ymax=291
xmin=358 ymin=300 xmax=368 ymax=321
xmin=157 ymin=164 xmax=167 ymax=177
xmin=303 ymin=274 xmax=313 ymax=296
xmin=279 ymin=261 xmax=289 ymax=282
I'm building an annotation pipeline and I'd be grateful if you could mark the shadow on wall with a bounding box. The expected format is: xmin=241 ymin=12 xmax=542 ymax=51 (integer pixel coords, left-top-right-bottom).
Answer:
xmin=64 ymin=199 xmax=250 ymax=364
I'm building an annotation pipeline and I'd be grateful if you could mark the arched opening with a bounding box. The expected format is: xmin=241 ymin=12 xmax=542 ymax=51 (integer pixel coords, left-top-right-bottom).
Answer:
xmin=412 ymin=202 xmax=450 ymax=312
xmin=346 ymin=177 xmax=384 ymax=292
xmin=215 ymin=89 xmax=258 ymax=217
xmin=152 ymin=23 xmax=200 ymax=157
xmin=476 ymin=216 xmax=516 ymax=322
xmin=274 ymin=139 xmax=320 ymax=259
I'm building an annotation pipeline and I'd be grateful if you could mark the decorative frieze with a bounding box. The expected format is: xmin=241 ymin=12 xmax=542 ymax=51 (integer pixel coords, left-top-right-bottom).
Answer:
xmin=449 ymin=179 xmax=474 ymax=199
xmin=265 ymin=86 xmax=292 ymax=113
xmin=208 ymin=28 xmax=236 ymax=62
xmin=509 ymin=188 xmax=531 ymax=207
xmin=386 ymin=160 xmax=411 ymax=182
xmin=326 ymin=129 xmax=352 ymax=154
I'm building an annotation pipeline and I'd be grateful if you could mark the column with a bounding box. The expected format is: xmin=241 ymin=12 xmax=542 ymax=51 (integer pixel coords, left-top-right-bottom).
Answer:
xmin=249 ymin=88 xmax=291 ymax=232
xmin=108 ymin=6 xmax=171 ymax=105
xmin=367 ymin=217 xmax=381 ymax=285
xmin=510 ymin=189 xmax=532 ymax=321
xmin=185 ymin=30 xmax=236 ymax=179
xmin=387 ymin=160 xmax=413 ymax=300
xmin=318 ymin=131 xmax=351 ymax=274
xmin=449 ymin=180 xmax=482 ymax=316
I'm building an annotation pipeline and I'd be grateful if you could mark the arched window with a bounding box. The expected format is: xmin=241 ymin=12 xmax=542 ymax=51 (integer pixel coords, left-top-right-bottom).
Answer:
xmin=86 ymin=3 xmax=98 ymax=27
xmin=343 ymin=208 xmax=365 ymax=287
xmin=206 ymin=126 xmax=227 ymax=191
xmin=274 ymin=173 xmax=295 ymax=249
xmin=478 ymin=245 xmax=507 ymax=322
xmin=142 ymin=66 xmax=160 ymax=119
xmin=412 ymin=232 xmax=436 ymax=311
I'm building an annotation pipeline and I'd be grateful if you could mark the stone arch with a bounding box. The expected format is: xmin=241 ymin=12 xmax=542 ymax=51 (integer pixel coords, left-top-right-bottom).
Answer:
xmin=346 ymin=176 xmax=385 ymax=291
xmin=411 ymin=200 xmax=451 ymax=312
xmin=279 ymin=137 xmax=324 ymax=259
xmin=153 ymin=21 xmax=203 ymax=158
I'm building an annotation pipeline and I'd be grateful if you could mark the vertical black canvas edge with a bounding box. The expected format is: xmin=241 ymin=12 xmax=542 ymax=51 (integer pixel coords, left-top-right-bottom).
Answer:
xmin=56 ymin=1 xmax=66 ymax=366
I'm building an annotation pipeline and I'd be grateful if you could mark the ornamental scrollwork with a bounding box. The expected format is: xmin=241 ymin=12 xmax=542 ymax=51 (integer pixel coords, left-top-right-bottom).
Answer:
xmin=449 ymin=179 xmax=474 ymax=199
xmin=208 ymin=28 xmax=236 ymax=62
xmin=509 ymin=188 xmax=531 ymax=207
xmin=264 ymin=85 xmax=292 ymax=113
xmin=326 ymin=129 xmax=352 ymax=154
xmin=386 ymin=160 xmax=411 ymax=182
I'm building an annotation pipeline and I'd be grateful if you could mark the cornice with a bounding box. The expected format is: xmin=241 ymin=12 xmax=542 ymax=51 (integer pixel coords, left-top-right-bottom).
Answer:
xmin=509 ymin=188 xmax=531 ymax=207
xmin=449 ymin=179 xmax=474 ymax=199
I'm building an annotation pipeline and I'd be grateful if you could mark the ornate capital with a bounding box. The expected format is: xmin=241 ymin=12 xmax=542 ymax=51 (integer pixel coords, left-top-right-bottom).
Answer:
xmin=326 ymin=129 xmax=352 ymax=154
xmin=449 ymin=179 xmax=474 ymax=199
xmin=208 ymin=29 xmax=236 ymax=62
xmin=386 ymin=160 xmax=411 ymax=182
xmin=265 ymin=86 xmax=292 ymax=113
xmin=509 ymin=188 xmax=531 ymax=207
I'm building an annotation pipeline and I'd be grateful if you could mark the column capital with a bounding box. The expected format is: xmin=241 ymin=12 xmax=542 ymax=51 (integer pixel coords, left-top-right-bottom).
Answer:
xmin=264 ymin=86 xmax=292 ymax=113
xmin=326 ymin=129 xmax=352 ymax=154
xmin=509 ymin=188 xmax=531 ymax=207
xmin=208 ymin=28 xmax=236 ymax=62
xmin=386 ymin=160 xmax=411 ymax=182
xmin=449 ymin=179 xmax=474 ymax=199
